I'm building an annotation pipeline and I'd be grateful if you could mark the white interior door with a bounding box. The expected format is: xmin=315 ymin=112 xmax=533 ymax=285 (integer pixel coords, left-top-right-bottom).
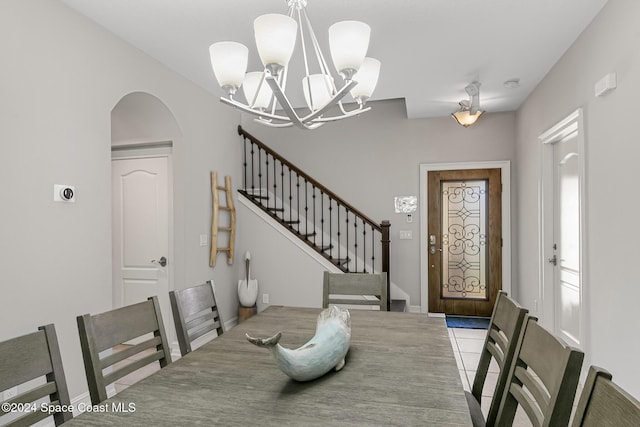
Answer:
xmin=539 ymin=109 xmax=586 ymax=352
xmin=112 ymin=156 xmax=171 ymax=333
xmin=552 ymin=134 xmax=582 ymax=348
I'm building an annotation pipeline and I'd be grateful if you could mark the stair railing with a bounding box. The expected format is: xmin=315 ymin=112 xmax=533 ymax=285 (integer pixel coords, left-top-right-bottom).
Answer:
xmin=237 ymin=126 xmax=390 ymax=309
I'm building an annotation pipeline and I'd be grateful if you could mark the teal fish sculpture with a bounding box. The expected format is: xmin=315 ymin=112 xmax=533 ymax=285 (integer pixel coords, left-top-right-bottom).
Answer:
xmin=246 ymin=306 xmax=351 ymax=382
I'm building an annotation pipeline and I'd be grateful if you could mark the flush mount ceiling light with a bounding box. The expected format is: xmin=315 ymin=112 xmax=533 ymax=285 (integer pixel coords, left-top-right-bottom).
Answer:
xmin=209 ymin=0 xmax=381 ymax=130
xmin=451 ymin=81 xmax=484 ymax=128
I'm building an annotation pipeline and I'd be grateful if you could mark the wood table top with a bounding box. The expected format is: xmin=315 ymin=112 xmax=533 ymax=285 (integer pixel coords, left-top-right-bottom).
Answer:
xmin=68 ymin=306 xmax=472 ymax=426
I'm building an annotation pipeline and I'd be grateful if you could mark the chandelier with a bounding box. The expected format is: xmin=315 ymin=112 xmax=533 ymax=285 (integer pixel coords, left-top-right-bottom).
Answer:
xmin=452 ymin=81 xmax=484 ymax=127
xmin=209 ymin=0 xmax=381 ymax=130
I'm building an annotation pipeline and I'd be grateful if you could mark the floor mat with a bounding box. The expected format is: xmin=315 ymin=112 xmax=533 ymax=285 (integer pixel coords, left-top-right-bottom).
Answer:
xmin=445 ymin=315 xmax=490 ymax=329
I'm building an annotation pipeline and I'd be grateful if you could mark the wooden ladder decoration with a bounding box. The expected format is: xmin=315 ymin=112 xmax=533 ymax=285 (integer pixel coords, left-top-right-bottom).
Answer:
xmin=210 ymin=171 xmax=236 ymax=267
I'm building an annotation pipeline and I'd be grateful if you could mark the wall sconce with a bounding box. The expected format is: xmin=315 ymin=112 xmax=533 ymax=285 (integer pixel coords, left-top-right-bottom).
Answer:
xmin=452 ymin=81 xmax=484 ymax=127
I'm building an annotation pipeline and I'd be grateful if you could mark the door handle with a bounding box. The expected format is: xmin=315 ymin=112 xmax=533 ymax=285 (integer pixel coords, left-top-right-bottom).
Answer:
xmin=430 ymin=246 xmax=442 ymax=254
xmin=548 ymin=254 xmax=557 ymax=266
xmin=151 ymin=256 xmax=167 ymax=267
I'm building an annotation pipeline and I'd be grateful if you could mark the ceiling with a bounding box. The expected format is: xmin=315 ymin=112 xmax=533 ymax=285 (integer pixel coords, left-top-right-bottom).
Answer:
xmin=61 ymin=0 xmax=608 ymax=119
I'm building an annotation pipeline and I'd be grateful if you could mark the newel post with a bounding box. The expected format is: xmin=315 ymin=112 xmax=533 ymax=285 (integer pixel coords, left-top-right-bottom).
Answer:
xmin=381 ymin=220 xmax=391 ymax=311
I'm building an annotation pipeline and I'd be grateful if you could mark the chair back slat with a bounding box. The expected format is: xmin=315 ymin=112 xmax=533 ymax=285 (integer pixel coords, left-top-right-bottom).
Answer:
xmin=170 ymin=281 xmax=224 ymax=356
xmin=89 ymin=300 xmax=160 ymax=351
xmin=0 ymin=324 xmax=72 ymax=426
xmin=77 ymin=296 xmax=171 ymax=405
xmin=468 ymin=291 xmax=528 ymax=427
xmin=0 ymin=331 xmax=52 ymax=390
xmin=102 ymin=351 xmax=165 ymax=386
xmin=572 ymin=366 xmax=640 ymax=427
xmin=323 ymin=272 xmax=388 ymax=310
xmin=99 ymin=336 xmax=162 ymax=369
xmin=495 ymin=316 xmax=584 ymax=427
xmin=3 ymin=382 xmax=57 ymax=408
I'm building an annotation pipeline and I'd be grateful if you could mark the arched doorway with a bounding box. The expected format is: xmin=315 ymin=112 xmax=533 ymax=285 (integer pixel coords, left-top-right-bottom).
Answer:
xmin=110 ymin=92 xmax=181 ymax=345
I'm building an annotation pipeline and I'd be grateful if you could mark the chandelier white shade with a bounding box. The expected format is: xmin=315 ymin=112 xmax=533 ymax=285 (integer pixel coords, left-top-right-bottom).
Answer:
xmin=349 ymin=57 xmax=381 ymax=105
xmin=243 ymin=72 xmax=273 ymax=110
xmin=328 ymin=20 xmax=371 ymax=79
xmin=208 ymin=0 xmax=380 ymax=130
xmin=254 ymin=14 xmax=298 ymax=72
xmin=302 ymin=74 xmax=334 ymax=111
xmin=209 ymin=42 xmax=248 ymax=92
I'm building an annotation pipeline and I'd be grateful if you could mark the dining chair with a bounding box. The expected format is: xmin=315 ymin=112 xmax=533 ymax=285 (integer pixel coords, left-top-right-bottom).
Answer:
xmin=322 ymin=271 xmax=388 ymax=311
xmin=571 ymin=366 xmax=640 ymax=427
xmin=77 ymin=296 xmax=172 ymax=404
xmin=495 ymin=315 xmax=584 ymax=427
xmin=169 ymin=280 xmax=224 ymax=357
xmin=465 ymin=291 xmax=528 ymax=427
xmin=0 ymin=324 xmax=72 ymax=426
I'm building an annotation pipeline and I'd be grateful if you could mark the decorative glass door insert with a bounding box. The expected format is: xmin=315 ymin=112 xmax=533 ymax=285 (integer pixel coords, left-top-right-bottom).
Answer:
xmin=441 ymin=180 xmax=488 ymax=300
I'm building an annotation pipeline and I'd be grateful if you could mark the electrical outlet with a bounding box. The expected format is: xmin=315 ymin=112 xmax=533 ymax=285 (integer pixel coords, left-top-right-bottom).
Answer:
xmin=262 ymin=293 xmax=269 ymax=304
xmin=199 ymin=234 xmax=208 ymax=246
xmin=3 ymin=387 xmax=18 ymax=400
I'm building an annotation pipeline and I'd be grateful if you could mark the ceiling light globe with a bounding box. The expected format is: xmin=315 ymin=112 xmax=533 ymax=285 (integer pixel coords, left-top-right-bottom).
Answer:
xmin=209 ymin=41 xmax=249 ymax=94
xmin=254 ymin=14 xmax=298 ymax=75
xmin=452 ymin=110 xmax=483 ymax=127
xmin=329 ymin=20 xmax=370 ymax=80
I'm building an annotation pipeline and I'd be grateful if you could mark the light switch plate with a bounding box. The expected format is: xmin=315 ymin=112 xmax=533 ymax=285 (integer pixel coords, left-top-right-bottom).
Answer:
xmin=199 ymin=234 xmax=208 ymax=246
xmin=399 ymin=230 xmax=412 ymax=240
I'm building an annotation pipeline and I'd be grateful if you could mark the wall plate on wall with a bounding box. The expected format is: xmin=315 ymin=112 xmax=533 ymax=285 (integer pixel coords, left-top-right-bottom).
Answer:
xmin=54 ymin=184 xmax=75 ymax=202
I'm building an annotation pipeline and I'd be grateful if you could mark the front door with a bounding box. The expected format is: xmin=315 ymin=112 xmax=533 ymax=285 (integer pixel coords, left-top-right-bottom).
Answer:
xmin=112 ymin=156 xmax=171 ymax=330
xmin=427 ymin=169 xmax=502 ymax=316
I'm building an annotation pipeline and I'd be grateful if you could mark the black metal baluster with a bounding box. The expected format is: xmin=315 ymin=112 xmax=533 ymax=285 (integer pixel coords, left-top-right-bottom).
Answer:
xmin=250 ymin=141 xmax=255 ymax=195
xmin=265 ymin=153 xmax=270 ymax=208
xmin=345 ymin=208 xmax=349 ymax=272
xmin=314 ymin=190 xmax=324 ymax=250
xmin=288 ymin=168 xmax=293 ymax=229
xmin=273 ymin=157 xmax=277 ymax=214
xmin=281 ymin=163 xmax=285 ymax=223
xmin=258 ymin=147 xmax=262 ymax=203
xmin=371 ymin=227 xmax=376 ymax=273
xmin=296 ymin=175 xmax=300 ymax=233
xmin=336 ymin=202 xmax=340 ymax=266
xmin=354 ymin=215 xmax=358 ymax=272
xmin=304 ymin=179 xmax=309 ymax=239
xmin=242 ymin=137 xmax=247 ymax=191
xmin=362 ymin=220 xmax=367 ymax=273
xmin=313 ymin=187 xmax=317 ymax=245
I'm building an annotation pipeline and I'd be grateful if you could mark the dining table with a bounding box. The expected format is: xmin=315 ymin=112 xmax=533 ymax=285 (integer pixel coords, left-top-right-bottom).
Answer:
xmin=67 ymin=306 xmax=473 ymax=426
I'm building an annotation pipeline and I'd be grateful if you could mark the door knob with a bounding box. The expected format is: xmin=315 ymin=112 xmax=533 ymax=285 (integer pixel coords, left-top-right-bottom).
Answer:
xmin=151 ymin=256 xmax=167 ymax=267
xmin=548 ymin=254 xmax=557 ymax=266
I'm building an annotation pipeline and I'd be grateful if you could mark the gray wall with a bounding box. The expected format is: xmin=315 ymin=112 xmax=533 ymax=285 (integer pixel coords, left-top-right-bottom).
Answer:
xmin=515 ymin=0 xmax=640 ymax=397
xmin=241 ymin=100 xmax=517 ymax=308
xmin=0 ymin=0 xmax=242 ymax=400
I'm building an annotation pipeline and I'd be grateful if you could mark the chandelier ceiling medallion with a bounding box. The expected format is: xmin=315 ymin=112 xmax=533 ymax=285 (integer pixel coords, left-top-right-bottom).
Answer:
xmin=452 ymin=81 xmax=484 ymax=128
xmin=209 ymin=0 xmax=380 ymax=130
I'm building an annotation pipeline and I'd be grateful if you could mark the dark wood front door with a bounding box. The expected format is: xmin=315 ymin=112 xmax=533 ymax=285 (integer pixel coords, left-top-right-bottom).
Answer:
xmin=427 ymin=168 xmax=502 ymax=317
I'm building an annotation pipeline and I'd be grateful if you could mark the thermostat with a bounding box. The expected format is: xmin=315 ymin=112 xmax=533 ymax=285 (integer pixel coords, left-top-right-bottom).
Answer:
xmin=54 ymin=184 xmax=76 ymax=203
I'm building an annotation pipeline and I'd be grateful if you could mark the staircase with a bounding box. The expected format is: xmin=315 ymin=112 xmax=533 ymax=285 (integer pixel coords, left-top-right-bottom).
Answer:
xmin=236 ymin=126 xmax=397 ymax=311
